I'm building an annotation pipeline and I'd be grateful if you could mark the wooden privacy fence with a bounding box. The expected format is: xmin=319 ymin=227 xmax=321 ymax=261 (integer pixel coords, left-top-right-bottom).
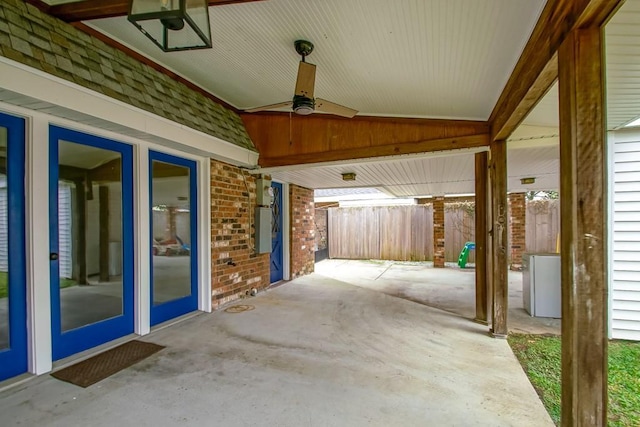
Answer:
xmin=325 ymin=199 xmax=559 ymax=262
xmin=328 ymin=205 xmax=434 ymax=261
xmin=444 ymin=202 xmax=476 ymax=263
xmin=526 ymin=199 xmax=560 ymax=253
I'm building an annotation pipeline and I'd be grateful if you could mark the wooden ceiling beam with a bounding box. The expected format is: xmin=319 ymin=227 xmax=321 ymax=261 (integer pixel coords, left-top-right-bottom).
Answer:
xmin=48 ymin=0 xmax=266 ymax=23
xmin=241 ymin=113 xmax=489 ymax=168
xmin=489 ymin=0 xmax=625 ymax=142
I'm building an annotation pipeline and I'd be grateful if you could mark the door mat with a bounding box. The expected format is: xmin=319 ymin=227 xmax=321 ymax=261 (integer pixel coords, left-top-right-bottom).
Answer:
xmin=51 ymin=340 xmax=165 ymax=388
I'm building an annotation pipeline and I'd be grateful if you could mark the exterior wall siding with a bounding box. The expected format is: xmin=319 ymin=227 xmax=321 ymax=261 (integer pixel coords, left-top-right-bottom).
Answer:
xmin=210 ymin=159 xmax=270 ymax=309
xmin=611 ymin=128 xmax=640 ymax=341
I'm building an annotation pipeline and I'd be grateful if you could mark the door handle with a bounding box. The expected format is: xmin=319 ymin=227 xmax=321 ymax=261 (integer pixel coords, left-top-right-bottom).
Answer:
xmin=50 ymin=253 xmax=59 ymax=261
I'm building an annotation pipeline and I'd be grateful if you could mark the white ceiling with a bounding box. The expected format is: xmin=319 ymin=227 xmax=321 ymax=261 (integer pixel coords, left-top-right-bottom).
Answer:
xmin=88 ymin=0 xmax=545 ymax=120
xmin=51 ymin=0 xmax=640 ymax=197
xmin=605 ymin=0 xmax=640 ymax=129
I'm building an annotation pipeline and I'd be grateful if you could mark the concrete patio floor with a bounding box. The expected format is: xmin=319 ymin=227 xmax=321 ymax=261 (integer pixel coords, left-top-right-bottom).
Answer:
xmin=315 ymin=259 xmax=561 ymax=335
xmin=1 ymin=265 xmax=552 ymax=426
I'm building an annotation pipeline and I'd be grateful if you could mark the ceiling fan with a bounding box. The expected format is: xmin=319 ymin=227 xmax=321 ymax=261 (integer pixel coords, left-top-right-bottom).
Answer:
xmin=245 ymin=40 xmax=358 ymax=118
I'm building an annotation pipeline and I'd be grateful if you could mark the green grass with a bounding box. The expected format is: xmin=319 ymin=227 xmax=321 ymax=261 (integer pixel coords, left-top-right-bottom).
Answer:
xmin=0 ymin=272 xmax=76 ymax=298
xmin=508 ymin=334 xmax=640 ymax=426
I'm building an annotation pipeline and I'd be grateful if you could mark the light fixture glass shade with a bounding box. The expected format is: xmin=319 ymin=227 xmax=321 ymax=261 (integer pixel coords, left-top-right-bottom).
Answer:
xmin=128 ymin=0 xmax=212 ymax=52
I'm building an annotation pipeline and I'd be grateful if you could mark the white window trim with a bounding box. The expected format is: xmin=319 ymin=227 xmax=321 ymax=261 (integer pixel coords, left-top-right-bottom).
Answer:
xmin=1 ymin=96 xmax=216 ymax=375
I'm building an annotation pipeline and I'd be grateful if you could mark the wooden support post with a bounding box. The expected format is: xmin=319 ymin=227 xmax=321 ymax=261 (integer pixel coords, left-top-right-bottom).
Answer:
xmin=99 ymin=185 xmax=110 ymax=282
xmin=490 ymin=140 xmax=508 ymax=337
xmin=474 ymin=151 xmax=488 ymax=324
xmin=74 ymin=179 xmax=88 ymax=285
xmin=558 ymin=27 xmax=608 ymax=426
xmin=487 ymin=156 xmax=494 ymax=324
xmin=433 ymin=197 xmax=445 ymax=268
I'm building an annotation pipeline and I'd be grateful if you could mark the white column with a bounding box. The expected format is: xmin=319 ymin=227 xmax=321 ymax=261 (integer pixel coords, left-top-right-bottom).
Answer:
xmin=26 ymin=117 xmax=52 ymax=374
xmin=135 ymin=147 xmax=151 ymax=335
xmin=199 ymin=158 xmax=212 ymax=312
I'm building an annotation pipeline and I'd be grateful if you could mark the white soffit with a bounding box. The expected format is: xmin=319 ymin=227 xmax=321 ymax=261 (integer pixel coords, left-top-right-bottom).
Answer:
xmin=522 ymin=1 xmax=640 ymax=131
xmin=39 ymin=0 xmax=83 ymax=4
xmin=606 ymin=0 xmax=640 ymax=129
xmin=88 ymin=0 xmax=546 ymax=120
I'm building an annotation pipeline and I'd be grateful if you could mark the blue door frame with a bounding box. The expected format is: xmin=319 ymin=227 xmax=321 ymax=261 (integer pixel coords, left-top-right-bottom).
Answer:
xmin=270 ymin=182 xmax=283 ymax=283
xmin=49 ymin=126 xmax=134 ymax=361
xmin=149 ymin=151 xmax=198 ymax=326
xmin=0 ymin=112 xmax=27 ymax=381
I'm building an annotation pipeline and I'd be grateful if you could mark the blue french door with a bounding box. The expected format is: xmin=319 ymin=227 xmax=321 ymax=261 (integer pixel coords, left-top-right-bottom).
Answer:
xmin=270 ymin=182 xmax=283 ymax=283
xmin=0 ymin=112 xmax=27 ymax=381
xmin=49 ymin=126 xmax=134 ymax=360
xmin=149 ymin=151 xmax=198 ymax=326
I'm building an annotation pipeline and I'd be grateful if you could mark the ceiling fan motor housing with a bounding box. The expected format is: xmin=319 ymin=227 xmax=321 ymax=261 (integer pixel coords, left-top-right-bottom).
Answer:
xmin=293 ymin=95 xmax=315 ymax=115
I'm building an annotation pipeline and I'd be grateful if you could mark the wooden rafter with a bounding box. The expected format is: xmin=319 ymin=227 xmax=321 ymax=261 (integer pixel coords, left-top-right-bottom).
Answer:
xmin=47 ymin=0 xmax=266 ymax=22
xmin=241 ymin=113 xmax=489 ymax=167
xmin=489 ymin=0 xmax=625 ymax=142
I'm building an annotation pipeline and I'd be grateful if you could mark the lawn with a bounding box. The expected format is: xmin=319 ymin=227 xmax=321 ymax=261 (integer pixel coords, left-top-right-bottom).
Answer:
xmin=509 ymin=334 xmax=640 ymax=426
xmin=0 ymin=272 xmax=76 ymax=298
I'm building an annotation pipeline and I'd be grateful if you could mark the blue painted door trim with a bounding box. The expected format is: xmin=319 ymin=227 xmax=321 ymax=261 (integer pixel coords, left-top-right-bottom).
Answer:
xmin=270 ymin=182 xmax=283 ymax=283
xmin=0 ymin=112 xmax=27 ymax=381
xmin=149 ymin=151 xmax=198 ymax=326
xmin=49 ymin=126 xmax=134 ymax=361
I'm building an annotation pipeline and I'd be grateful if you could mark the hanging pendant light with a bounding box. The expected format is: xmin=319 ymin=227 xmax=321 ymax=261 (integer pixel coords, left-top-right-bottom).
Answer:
xmin=128 ymin=0 xmax=212 ymax=52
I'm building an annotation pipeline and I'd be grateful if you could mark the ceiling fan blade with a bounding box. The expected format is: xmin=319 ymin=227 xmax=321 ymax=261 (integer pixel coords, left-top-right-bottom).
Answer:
xmin=244 ymin=101 xmax=293 ymax=113
xmin=295 ymin=61 xmax=316 ymax=99
xmin=315 ymin=98 xmax=358 ymax=118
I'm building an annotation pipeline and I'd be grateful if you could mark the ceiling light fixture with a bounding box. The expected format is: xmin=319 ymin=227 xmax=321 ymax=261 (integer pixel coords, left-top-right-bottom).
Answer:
xmin=342 ymin=172 xmax=356 ymax=181
xmin=128 ymin=0 xmax=212 ymax=52
xmin=520 ymin=177 xmax=536 ymax=185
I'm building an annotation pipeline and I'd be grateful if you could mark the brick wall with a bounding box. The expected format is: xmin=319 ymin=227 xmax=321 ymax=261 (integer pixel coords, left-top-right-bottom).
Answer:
xmin=210 ymin=159 xmax=269 ymax=308
xmin=290 ymin=185 xmax=315 ymax=279
xmin=0 ymin=0 xmax=254 ymax=151
xmin=314 ymin=208 xmax=328 ymax=251
xmin=508 ymin=192 xmax=526 ymax=270
xmin=433 ymin=196 xmax=445 ymax=268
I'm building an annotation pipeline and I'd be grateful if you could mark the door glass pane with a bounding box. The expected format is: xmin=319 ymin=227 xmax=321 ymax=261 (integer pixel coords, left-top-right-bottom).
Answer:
xmin=58 ymin=140 xmax=124 ymax=331
xmin=151 ymin=161 xmax=191 ymax=304
xmin=0 ymin=127 xmax=8 ymax=349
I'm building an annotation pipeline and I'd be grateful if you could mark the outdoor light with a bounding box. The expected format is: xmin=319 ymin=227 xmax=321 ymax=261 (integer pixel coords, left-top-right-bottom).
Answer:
xmin=128 ymin=0 xmax=212 ymax=52
xmin=342 ymin=172 xmax=356 ymax=181
xmin=520 ymin=177 xmax=536 ymax=185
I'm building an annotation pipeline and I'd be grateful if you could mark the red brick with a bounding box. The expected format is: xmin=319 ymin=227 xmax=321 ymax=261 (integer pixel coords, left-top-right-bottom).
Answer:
xmin=290 ymin=184 xmax=315 ymax=278
xmin=210 ymin=159 xmax=269 ymax=309
xmin=508 ymin=192 xmax=526 ymax=270
xmin=433 ymin=196 xmax=445 ymax=268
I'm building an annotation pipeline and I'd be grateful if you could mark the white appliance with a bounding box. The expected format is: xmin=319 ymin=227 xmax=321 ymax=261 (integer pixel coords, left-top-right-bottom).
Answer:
xmin=522 ymin=253 xmax=561 ymax=318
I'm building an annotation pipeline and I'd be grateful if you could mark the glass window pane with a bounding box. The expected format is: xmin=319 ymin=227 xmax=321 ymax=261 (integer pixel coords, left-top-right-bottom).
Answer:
xmin=58 ymin=140 xmax=124 ymax=332
xmin=151 ymin=160 xmax=191 ymax=304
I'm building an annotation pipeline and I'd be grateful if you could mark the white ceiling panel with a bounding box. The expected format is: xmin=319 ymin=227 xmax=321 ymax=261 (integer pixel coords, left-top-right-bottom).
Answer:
xmin=606 ymin=0 xmax=640 ymax=129
xmin=40 ymin=0 xmax=83 ymax=4
xmin=88 ymin=0 xmax=545 ymax=120
xmin=270 ymin=142 xmax=559 ymax=197
xmin=524 ymin=0 xmax=640 ymax=130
